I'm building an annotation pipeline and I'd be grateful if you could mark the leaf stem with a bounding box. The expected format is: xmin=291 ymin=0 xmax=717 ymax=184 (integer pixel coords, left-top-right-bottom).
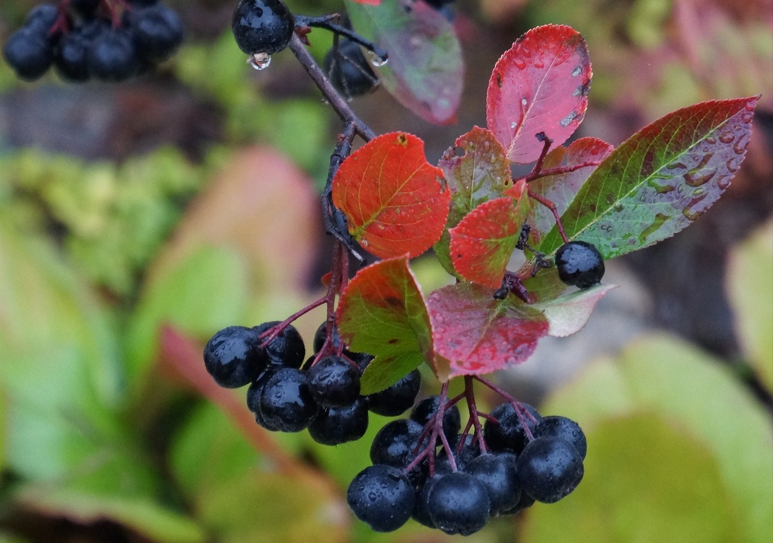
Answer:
xmin=527 ymin=188 xmax=569 ymax=244
xmin=463 ymin=376 xmax=488 ymax=453
xmin=294 ymin=14 xmax=389 ymax=61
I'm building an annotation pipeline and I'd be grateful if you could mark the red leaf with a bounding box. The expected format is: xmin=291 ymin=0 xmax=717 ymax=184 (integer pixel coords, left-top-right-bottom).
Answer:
xmin=487 ymin=25 xmax=592 ymax=164
xmin=449 ymin=196 xmax=530 ymax=289
xmin=428 ymin=283 xmax=549 ymax=378
xmin=332 ymin=133 xmax=451 ymax=258
xmin=349 ymin=0 xmax=381 ymax=4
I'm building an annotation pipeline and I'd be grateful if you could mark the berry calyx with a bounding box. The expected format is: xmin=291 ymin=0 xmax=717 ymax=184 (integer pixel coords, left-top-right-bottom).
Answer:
xmin=347 ymin=465 xmax=415 ymax=532
xmin=555 ymin=240 xmax=605 ymax=289
xmin=231 ymin=0 xmax=294 ymax=56
xmin=367 ymin=369 xmax=421 ymax=416
xmin=517 ymin=436 xmax=584 ymax=503
xmin=203 ymin=326 xmax=267 ymax=388
xmin=306 ymin=355 xmax=361 ymax=407
xmin=427 ymin=472 xmax=490 ymax=535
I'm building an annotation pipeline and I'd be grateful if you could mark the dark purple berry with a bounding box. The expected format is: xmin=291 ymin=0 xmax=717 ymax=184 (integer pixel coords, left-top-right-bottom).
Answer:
xmin=347 ymin=465 xmax=415 ymax=532
xmin=252 ymin=321 xmax=305 ymax=369
xmin=203 ymin=326 xmax=267 ymax=388
xmin=410 ymin=395 xmax=461 ymax=440
xmin=54 ymin=21 xmax=104 ymax=81
xmin=483 ymin=402 xmax=541 ymax=454
xmin=231 ymin=0 xmax=294 ymax=56
xmin=3 ymin=29 xmax=53 ymax=80
xmin=435 ymin=433 xmax=480 ymax=474
xmin=411 ymin=475 xmax=440 ymax=528
xmin=313 ymin=321 xmax=342 ymax=353
xmin=465 ymin=453 xmax=520 ymax=515
xmin=500 ymin=491 xmax=535 ymax=516
xmin=367 ymin=370 xmax=421 ymax=416
xmin=246 ymin=369 xmax=280 ymax=431
xmin=23 ymin=4 xmax=59 ymax=36
xmin=128 ymin=4 xmax=184 ymax=63
xmin=259 ymin=367 xmax=319 ymax=432
xmin=427 ymin=472 xmax=490 ymax=535
xmin=370 ymin=418 xmax=428 ymax=485
xmin=555 ymin=240 xmax=605 ymax=289
xmin=306 ymin=355 xmax=360 ymax=407
xmin=517 ymin=437 xmax=584 ymax=503
xmin=308 ymin=397 xmax=369 ymax=445
xmin=87 ymin=28 xmax=138 ymax=81
xmin=323 ymin=38 xmax=378 ymax=99
xmin=69 ymin=0 xmax=100 ymax=18
xmin=534 ymin=415 xmax=587 ymax=459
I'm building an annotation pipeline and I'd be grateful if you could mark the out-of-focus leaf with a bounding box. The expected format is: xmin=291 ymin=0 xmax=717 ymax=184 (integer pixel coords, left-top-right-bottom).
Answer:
xmin=427 ymin=283 xmax=549 ymax=379
xmin=539 ymin=97 xmax=760 ymax=258
xmin=487 ymin=25 xmax=592 ymax=164
xmin=345 ymin=0 xmax=463 ymax=125
xmin=337 ymin=257 xmax=433 ymax=393
xmin=524 ymin=334 xmax=773 ymax=543
xmin=532 ymin=283 xmax=617 ymax=337
xmin=333 ymin=133 xmax=450 ymax=259
xmin=727 ymin=219 xmax=773 ymax=392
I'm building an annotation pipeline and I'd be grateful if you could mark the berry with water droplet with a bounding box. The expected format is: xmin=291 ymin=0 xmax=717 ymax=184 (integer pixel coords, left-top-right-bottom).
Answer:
xmin=232 ymin=0 xmax=294 ymax=56
xmin=410 ymin=395 xmax=461 ymax=440
xmin=367 ymin=370 xmax=421 ymax=416
xmin=555 ymin=240 xmax=605 ymax=289
xmin=252 ymin=321 xmax=305 ymax=369
xmin=427 ymin=472 xmax=490 ymax=535
xmin=465 ymin=453 xmax=521 ymax=515
xmin=347 ymin=465 xmax=415 ymax=532
xmin=517 ymin=436 xmax=584 ymax=503
xmin=204 ymin=326 xmax=267 ymax=388
xmin=483 ymin=402 xmax=541 ymax=454
xmin=258 ymin=367 xmax=319 ymax=432
xmin=306 ymin=355 xmax=361 ymax=407
xmin=533 ymin=415 xmax=587 ymax=459
xmin=308 ymin=397 xmax=369 ymax=445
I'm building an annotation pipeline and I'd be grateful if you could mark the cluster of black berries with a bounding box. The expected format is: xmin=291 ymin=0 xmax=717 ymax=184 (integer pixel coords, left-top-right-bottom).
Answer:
xmin=203 ymin=321 xmax=423 ymax=446
xmin=2 ymin=0 xmax=183 ymax=82
xmin=347 ymin=402 xmax=586 ymax=534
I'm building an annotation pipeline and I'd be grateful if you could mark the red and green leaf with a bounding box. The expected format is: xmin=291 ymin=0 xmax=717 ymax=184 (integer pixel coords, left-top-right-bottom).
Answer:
xmin=336 ymin=256 xmax=434 ymax=394
xmin=332 ymin=132 xmax=450 ymax=259
xmin=427 ymin=283 xmax=549 ymax=379
xmin=539 ymin=96 xmax=760 ymax=257
xmin=345 ymin=0 xmax=463 ymax=125
xmin=487 ymin=25 xmax=592 ymax=164
xmin=433 ymin=126 xmax=512 ymax=274
xmin=449 ymin=196 xmax=531 ymax=289
xmin=526 ymin=137 xmax=613 ymax=245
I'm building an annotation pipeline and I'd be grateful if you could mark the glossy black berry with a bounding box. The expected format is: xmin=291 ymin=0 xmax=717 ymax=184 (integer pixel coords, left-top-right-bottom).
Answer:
xmin=323 ymin=38 xmax=378 ymax=99
xmin=246 ymin=369 xmax=281 ymax=431
xmin=370 ymin=419 xmax=425 ymax=470
xmin=23 ymin=4 xmax=59 ymax=35
xmin=313 ymin=321 xmax=342 ymax=353
xmin=367 ymin=369 xmax=421 ymax=416
xmin=411 ymin=475 xmax=440 ymax=528
xmin=500 ymin=491 xmax=535 ymax=516
xmin=427 ymin=472 xmax=490 ymax=535
xmin=555 ymin=240 xmax=605 ymax=289
xmin=308 ymin=397 xmax=369 ymax=445
xmin=259 ymin=367 xmax=319 ymax=432
xmin=54 ymin=21 xmax=104 ymax=81
xmin=347 ymin=465 xmax=415 ymax=532
xmin=534 ymin=415 xmax=587 ymax=459
xmin=517 ymin=437 xmax=584 ymax=503
xmin=252 ymin=321 xmax=305 ymax=369
xmin=3 ymin=29 xmax=53 ymax=81
xmin=435 ymin=433 xmax=480 ymax=474
xmin=231 ymin=0 xmax=294 ymax=56
xmin=129 ymin=5 xmax=184 ymax=63
xmin=203 ymin=326 xmax=267 ymax=388
xmin=87 ymin=28 xmax=138 ymax=81
xmin=465 ymin=453 xmax=520 ymax=515
xmin=306 ymin=355 xmax=360 ymax=407
xmin=483 ymin=402 xmax=541 ymax=454
xmin=410 ymin=395 xmax=461 ymax=440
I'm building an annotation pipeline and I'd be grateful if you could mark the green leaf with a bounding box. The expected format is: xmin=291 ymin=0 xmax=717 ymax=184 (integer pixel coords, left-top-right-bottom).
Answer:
xmin=532 ymin=283 xmax=617 ymax=337
xmin=539 ymin=96 xmax=759 ymax=258
xmin=727 ymin=219 xmax=773 ymax=392
xmin=337 ymin=257 xmax=434 ymax=393
xmin=524 ymin=334 xmax=773 ymax=543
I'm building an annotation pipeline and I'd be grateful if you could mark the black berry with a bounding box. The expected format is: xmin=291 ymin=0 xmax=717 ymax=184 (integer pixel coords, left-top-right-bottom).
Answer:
xmin=129 ymin=4 xmax=184 ymax=63
xmin=500 ymin=491 xmax=535 ymax=516
xmin=258 ymin=367 xmax=319 ymax=432
xmin=252 ymin=321 xmax=305 ymax=369
xmin=370 ymin=419 xmax=425 ymax=470
xmin=465 ymin=453 xmax=520 ymax=515
xmin=69 ymin=0 xmax=100 ymax=18
xmin=555 ymin=240 xmax=605 ymax=289
xmin=23 ymin=4 xmax=59 ymax=35
xmin=517 ymin=437 xmax=584 ymax=503
xmin=203 ymin=326 xmax=267 ymax=388
xmin=87 ymin=27 xmax=138 ymax=81
xmin=246 ymin=369 xmax=281 ymax=431
xmin=410 ymin=395 xmax=461 ymax=440
xmin=306 ymin=355 xmax=361 ymax=407
xmin=367 ymin=369 xmax=421 ymax=416
xmin=231 ymin=0 xmax=294 ymax=56
xmin=313 ymin=321 xmax=342 ymax=353
xmin=347 ymin=465 xmax=415 ymax=532
xmin=435 ymin=433 xmax=480 ymax=474
xmin=483 ymin=402 xmax=541 ymax=454
xmin=534 ymin=415 xmax=587 ymax=459
xmin=323 ymin=38 xmax=378 ymax=99
xmin=427 ymin=472 xmax=490 ymax=535
xmin=308 ymin=397 xmax=369 ymax=445
xmin=3 ymin=29 xmax=54 ymax=81
xmin=411 ymin=475 xmax=440 ymax=528
xmin=54 ymin=21 xmax=104 ymax=81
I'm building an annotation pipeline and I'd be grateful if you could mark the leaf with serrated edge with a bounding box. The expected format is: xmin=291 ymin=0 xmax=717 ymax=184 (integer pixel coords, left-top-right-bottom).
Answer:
xmin=345 ymin=0 xmax=462 ymax=125
xmin=532 ymin=283 xmax=617 ymax=337
xmin=337 ymin=256 xmax=436 ymax=391
xmin=539 ymin=96 xmax=760 ymax=258
xmin=526 ymin=138 xmax=613 ymax=245
xmin=332 ymin=132 xmax=450 ymax=259
xmin=428 ymin=283 xmax=549 ymax=378
xmin=434 ymin=127 xmax=511 ymax=275
xmin=449 ymin=196 xmax=530 ymax=289
xmin=487 ymin=25 xmax=592 ymax=164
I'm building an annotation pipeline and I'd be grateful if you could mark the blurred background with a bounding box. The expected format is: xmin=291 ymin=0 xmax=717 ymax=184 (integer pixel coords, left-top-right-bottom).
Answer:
xmin=0 ymin=0 xmax=771 ymax=542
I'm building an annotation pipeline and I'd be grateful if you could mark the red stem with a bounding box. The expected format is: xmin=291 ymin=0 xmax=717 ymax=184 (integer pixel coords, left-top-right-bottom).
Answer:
xmin=463 ymin=376 xmax=488 ymax=453
xmin=527 ymin=188 xmax=570 ymax=244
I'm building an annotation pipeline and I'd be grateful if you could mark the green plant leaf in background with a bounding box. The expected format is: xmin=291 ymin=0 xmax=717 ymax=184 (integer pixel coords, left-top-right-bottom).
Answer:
xmin=727 ymin=219 xmax=773 ymax=392
xmin=523 ymin=334 xmax=773 ymax=543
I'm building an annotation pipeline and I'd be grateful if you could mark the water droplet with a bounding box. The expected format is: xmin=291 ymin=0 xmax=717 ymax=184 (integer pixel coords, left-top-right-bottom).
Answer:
xmin=521 ymin=98 xmax=528 ymax=106
xmin=693 ymin=187 xmax=706 ymax=196
xmin=682 ymin=195 xmax=707 ymax=221
xmin=742 ymin=112 xmax=754 ymax=123
xmin=705 ymin=136 xmax=717 ymax=144
xmin=571 ymin=66 xmax=582 ymax=77
xmin=438 ymin=98 xmax=450 ymax=109
xmin=560 ymin=111 xmax=578 ymax=127
xmin=513 ymin=58 xmax=526 ymax=70
xmin=718 ymin=132 xmax=734 ymax=144
xmin=510 ymin=121 xmax=517 ymax=129
xmin=368 ymin=51 xmax=388 ymax=67
xmin=733 ymin=124 xmax=741 ymax=131
xmin=726 ymin=158 xmax=740 ymax=172
xmin=533 ymin=59 xmax=544 ymax=69
xmin=248 ymin=52 xmax=272 ymax=70
xmin=717 ymin=175 xmax=731 ymax=189
xmin=733 ymin=133 xmax=750 ymax=155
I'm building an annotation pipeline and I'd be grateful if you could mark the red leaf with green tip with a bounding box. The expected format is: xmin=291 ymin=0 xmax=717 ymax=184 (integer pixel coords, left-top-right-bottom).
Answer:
xmin=434 ymin=126 xmax=512 ymax=275
xmin=428 ymin=283 xmax=549 ymax=378
xmin=345 ymin=0 xmax=463 ymax=125
xmin=336 ymin=256 xmax=435 ymax=393
xmin=539 ymin=96 xmax=760 ymax=258
xmin=332 ymin=132 xmax=450 ymax=259
xmin=487 ymin=25 xmax=592 ymax=164
xmin=449 ymin=196 xmax=531 ymax=289
xmin=526 ymin=137 xmax=614 ymax=245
